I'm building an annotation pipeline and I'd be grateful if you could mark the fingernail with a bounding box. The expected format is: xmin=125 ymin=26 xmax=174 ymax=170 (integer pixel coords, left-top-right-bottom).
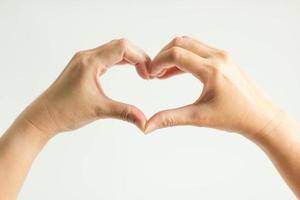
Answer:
xmin=157 ymin=71 xmax=165 ymax=78
xmin=138 ymin=119 xmax=147 ymax=132
xmin=144 ymin=123 xmax=157 ymax=134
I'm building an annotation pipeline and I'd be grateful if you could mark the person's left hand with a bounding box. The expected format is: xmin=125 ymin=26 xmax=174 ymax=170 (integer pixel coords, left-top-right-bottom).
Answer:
xmin=144 ymin=36 xmax=280 ymax=139
xmin=18 ymin=39 xmax=151 ymax=138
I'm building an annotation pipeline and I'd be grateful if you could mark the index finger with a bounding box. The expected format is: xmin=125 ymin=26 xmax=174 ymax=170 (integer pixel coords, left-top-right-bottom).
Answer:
xmin=92 ymin=38 xmax=151 ymax=79
xmin=158 ymin=36 xmax=217 ymax=58
xmin=150 ymin=47 xmax=211 ymax=82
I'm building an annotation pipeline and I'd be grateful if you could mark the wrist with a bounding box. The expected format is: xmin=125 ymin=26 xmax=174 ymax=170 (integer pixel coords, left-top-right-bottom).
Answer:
xmin=17 ymin=96 xmax=60 ymax=139
xmin=245 ymin=106 xmax=290 ymax=145
xmin=11 ymin=116 xmax=53 ymax=146
xmin=240 ymin=103 xmax=285 ymax=142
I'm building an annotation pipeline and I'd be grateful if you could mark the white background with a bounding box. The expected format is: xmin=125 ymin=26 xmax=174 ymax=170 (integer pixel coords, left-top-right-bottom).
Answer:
xmin=1 ymin=0 xmax=300 ymax=199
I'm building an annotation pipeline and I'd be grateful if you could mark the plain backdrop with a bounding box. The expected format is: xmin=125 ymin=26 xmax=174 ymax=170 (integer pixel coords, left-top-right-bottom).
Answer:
xmin=0 ymin=0 xmax=300 ymax=199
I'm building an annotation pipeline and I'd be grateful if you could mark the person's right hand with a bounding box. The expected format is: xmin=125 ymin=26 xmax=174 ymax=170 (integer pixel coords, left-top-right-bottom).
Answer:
xmin=145 ymin=36 xmax=283 ymax=140
xmin=18 ymin=39 xmax=150 ymax=138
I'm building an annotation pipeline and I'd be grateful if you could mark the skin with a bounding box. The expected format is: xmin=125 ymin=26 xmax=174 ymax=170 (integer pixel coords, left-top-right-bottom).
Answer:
xmin=145 ymin=36 xmax=300 ymax=198
xmin=0 ymin=37 xmax=299 ymax=199
xmin=0 ymin=38 xmax=151 ymax=200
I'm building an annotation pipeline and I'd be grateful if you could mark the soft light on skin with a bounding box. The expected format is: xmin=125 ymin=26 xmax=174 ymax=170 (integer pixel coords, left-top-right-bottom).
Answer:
xmin=0 ymin=38 xmax=151 ymax=199
xmin=1 ymin=37 xmax=300 ymax=199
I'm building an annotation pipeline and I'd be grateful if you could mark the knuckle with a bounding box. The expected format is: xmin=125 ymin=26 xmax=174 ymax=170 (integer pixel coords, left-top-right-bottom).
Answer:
xmin=117 ymin=38 xmax=130 ymax=50
xmin=120 ymin=106 xmax=135 ymax=123
xmin=160 ymin=114 xmax=176 ymax=127
xmin=205 ymin=59 xmax=217 ymax=68
xmin=95 ymin=105 xmax=106 ymax=118
xmin=182 ymin=35 xmax=190 ymax=39
xmin=169 ymin=47 xmax=182 ymax=61
xmin=189 ymin=106 xmax=211 ymax=126
xmin=79 ymin=55 xmax=91 ymax=67
xmin=205 ymin=60 xmax=222 ymax=75
xmin=171 ymin=36 xmax=184 ymax=47
xmin=210 ymin=66 xmax=222 ymax=78
xmin=74 ymin=51 xmax=84 ymax=59
xmin=204 ymin=59 xmax=222 ymax=80
xmin=74 ymin=51 xmax=91 ymax=67
xmin=110 ymin=39 xmax=118 ymax=43
xmin=215 ymin=50 xmax=230 ymax=61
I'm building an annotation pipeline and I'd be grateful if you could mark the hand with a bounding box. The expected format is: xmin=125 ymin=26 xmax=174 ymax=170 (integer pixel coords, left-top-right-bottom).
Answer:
xmin=145 ymin=36 xmax=282 ymax=139
xmin=18 ymin=39 xmax=151 ymax=138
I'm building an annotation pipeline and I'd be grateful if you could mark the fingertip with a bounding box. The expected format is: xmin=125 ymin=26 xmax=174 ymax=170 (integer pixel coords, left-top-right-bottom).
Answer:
xmin=156 ymin=70 xmax=167 ymax=78
xmin=136 ymin=62 xmax=152 ymax=80
xmin=145 ymin=57 xmax=153 ymax=79
xmin=149 ymin=75 xmax=156 ymax=79
xmin=136 ymin=117 xmax=147 ymax=132
xmin=144 ymin=113 xmax=161 ymax=134
xmin=148 ymin=59 xmax=157 ymax=76
xmin=144 ymin=122 xmax=157 ymax=134
xmin=130 ymin=106 xmax=148 ymax=132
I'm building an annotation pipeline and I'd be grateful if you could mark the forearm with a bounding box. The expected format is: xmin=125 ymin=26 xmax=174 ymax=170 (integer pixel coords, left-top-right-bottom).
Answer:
xmin=0 ymin=116 xmax=51 ymax=200
xmin=0 ymin=39 xmax=149 ymax=200
xmin=253 ymin=111 xmax=300 ymax=198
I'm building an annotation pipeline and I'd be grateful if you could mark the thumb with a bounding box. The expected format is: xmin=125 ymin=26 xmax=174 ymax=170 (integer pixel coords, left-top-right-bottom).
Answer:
xmin=145 ymin=104 xmax=198 ymax=134
xmin=105 ymin=99 xmax=147 ymax=131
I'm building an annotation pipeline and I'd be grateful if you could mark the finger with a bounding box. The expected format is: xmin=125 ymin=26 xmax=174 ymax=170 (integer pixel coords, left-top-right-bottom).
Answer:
xmin=151 ymin=36 xmax=217 ymax=79
xmin=156 ymin=67 xmax=185 ymax=79
xmin=92 ymin=38 xmax=151 ymax=79
xmin=144 ymin=104 xmax=198 ymax=134
xmin=181 ymin=36 xmax=219 ymax=54
xmin=150 ymin=47 xmax=211 ymax=82
xmin=158 ymin=36 xmax=216 ymax=58
xmin=105 ymin=98 xmax=147 ymax=131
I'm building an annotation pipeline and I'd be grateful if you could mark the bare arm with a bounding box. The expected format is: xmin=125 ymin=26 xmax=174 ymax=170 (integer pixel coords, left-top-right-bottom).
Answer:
xmin=256 ymin=113 xmax=300 ymax=197
xmin=0 ymin=39 xmax=150 ymax=200
xmin=0 ymin=114 xmax=51 ymax=200
xmin=146 ymin=36 xmax=300 ymax=198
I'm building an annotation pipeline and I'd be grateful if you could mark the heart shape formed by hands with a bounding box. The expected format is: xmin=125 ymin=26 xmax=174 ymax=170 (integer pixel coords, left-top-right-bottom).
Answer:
xmin=2 ymin=34 xmax=294 ymax=200
xmin=92 ymin=36 xmax=261 ymax=136
xmin=44 ymin=36 xmax=267 ymax=138
xmin=114 ymin=36 xmax=212 ymax=133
